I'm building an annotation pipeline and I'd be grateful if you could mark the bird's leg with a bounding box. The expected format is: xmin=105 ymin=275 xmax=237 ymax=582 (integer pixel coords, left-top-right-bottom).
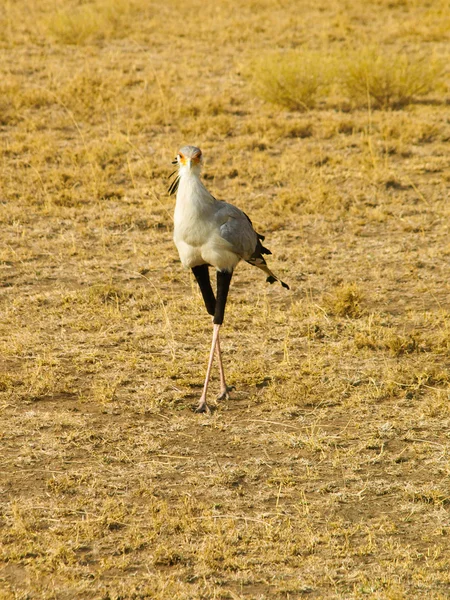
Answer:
xmin=215 ymin=331 xmax=235 ymax=401
xmin=193 ymin=268 xmax=232 ymax=413
xmin=192 ymin=265 xmax=217 ymax=413
xmin=213 ymin=270 xmax=233 ymax=403
xmin=196 ymin=323 xmax=221 ymax=413
xmin=214 ymin=270 xmax=232 ymax=324
xmin=192 ymin=265 xmax=216 ymax=316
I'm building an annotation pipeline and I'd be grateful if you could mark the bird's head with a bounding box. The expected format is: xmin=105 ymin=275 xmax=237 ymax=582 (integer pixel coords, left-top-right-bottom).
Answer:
xmin=174 ymin=145 xmax=203 ymax=173
xmin=168 ymin=145 xmax=203 ymax=195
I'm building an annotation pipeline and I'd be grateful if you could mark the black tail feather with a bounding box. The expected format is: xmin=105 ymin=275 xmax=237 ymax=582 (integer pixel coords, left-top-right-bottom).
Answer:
xmin=266 ymin=275 xmax=289 ymax=289
xmin=247 ymin=246 xmax=289 ymax=290
xmin=254 ymin=236 xmax=272 ymax=256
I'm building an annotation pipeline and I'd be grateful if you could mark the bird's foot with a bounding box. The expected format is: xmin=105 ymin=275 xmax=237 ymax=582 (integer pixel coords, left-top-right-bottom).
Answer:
xmin=217 ymin=385 xmax=235 ymax=402
xmin=195 ymin=398 xmax=211 ymax=414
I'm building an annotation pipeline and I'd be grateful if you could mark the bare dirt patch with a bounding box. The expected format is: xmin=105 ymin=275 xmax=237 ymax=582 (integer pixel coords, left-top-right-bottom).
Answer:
xmin=1 ymin=1 xmax=450 ymax=598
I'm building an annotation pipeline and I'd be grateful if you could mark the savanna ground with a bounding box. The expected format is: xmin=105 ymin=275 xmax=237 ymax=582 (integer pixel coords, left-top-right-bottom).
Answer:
xmin=1 ymin=0 xmax=450 ymax=598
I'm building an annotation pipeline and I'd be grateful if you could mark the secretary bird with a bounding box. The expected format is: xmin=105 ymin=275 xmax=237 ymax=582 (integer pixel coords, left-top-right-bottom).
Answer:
xmin=169 ymin=145 xmax=289 ymax=413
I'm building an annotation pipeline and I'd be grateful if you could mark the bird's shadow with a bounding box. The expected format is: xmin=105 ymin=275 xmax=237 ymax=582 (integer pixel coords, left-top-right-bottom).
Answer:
xmin=192 ymin=404 xmax=216 ymax=415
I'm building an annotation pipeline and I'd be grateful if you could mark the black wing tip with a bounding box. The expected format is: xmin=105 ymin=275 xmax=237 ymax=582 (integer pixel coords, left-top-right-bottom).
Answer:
xmin=266 ymin=275 xmax=290 ymax=290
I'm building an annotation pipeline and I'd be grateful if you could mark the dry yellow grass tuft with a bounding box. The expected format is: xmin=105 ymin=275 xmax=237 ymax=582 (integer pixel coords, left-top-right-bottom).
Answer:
xmin=1 ymin=0 xmax=450 ymax=598
xmin=47 ymin=0 xmax=148 ymax=44
xmin=250 ymin=50 xmax=334 ymax=111
xmin=250 ymin=47 xmax=446 ymax=110
xmin=325 ymin=283 xmax=364 ymax=318
xmin=342 ymin=48 xmax=446 ymax=108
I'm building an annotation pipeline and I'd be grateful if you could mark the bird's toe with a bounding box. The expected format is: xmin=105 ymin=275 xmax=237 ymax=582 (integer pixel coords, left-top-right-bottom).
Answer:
xmin=217 ymin=385 xmax=235 ymax=401
xmin=195 ymin=401 xmax=210 ymax=414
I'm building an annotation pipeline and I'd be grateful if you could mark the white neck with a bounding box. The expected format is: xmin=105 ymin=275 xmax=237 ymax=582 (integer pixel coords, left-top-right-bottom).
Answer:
xmin=176 ymin=168 xmax=214 ymax=205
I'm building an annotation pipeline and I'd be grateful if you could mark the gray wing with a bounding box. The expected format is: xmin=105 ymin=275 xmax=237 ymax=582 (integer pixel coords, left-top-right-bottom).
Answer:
xmin=215 ymin=201 xmax=258 ymax=260
xmin=214 ymin=200 xmax=290 ymax=289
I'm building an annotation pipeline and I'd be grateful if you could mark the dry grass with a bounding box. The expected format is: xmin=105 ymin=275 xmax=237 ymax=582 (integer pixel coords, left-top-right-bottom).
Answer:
xmin=47 ymin=0 xmax=143 ymax=44
xmin=1 ymin=0 xmax=450 ymax=598
xmin=250 ymin=50 xmax=334 ymax=111
xmin=251 ymin=47 xmax=446 ymax=110
xmin=342 ymin=48 xmax=446 ymax=109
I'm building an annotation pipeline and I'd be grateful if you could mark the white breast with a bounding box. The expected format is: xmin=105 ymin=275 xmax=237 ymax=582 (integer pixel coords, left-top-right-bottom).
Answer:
xmin=173 ymin=173 xmax=241 ymax=272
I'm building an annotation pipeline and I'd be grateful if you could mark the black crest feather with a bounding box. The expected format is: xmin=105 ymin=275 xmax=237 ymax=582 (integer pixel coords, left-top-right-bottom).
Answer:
xmin=168 ymin=176 xmax=180 ymax=196
xmin=168 ymin=155 xmax=181 ymax=195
